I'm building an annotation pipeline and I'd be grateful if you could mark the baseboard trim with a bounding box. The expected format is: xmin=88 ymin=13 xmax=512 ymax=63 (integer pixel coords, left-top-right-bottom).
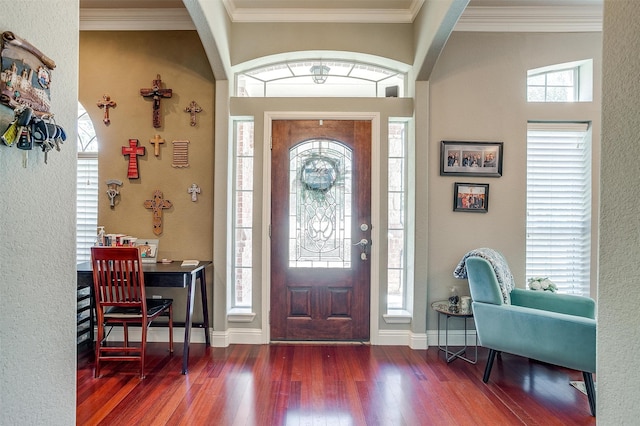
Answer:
xmin=211 ymin=328 xmax=429 ymax=348
xmin=103 ymin=327 xmax=474 ymax=350
xmin=427 ymin=329 xmax=477 ymax=348
xmin=102 ymin=326 xmax=209 ymax=344
xmin=212 ymin=328 xmax=264 ymax=347
xmin=376 ymin=330 xmax=428 ymax=349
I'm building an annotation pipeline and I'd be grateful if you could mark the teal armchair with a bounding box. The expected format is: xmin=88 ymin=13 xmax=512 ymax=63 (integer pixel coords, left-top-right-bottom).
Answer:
xmin=463 ymin=254 xmax=596 ymax=416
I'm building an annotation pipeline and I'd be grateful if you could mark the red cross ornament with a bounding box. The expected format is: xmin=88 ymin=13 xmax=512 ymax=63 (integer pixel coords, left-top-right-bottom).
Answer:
xmin=122 ymin=138 xmax=146 ymax=179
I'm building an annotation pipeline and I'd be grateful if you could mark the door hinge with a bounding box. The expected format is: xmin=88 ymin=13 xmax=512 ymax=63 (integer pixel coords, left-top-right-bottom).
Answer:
xmin=270 ymin=136 xmax=272 ymax=150
xmin=269 ymin=224 xmax=272 ymax=238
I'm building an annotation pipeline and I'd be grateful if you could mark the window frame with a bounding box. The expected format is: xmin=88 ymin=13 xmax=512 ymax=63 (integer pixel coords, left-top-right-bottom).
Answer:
xmin=527 ymin=59 xmax=593 ymax=103
xmin=230 ymin=119 xmax=255 ymax=311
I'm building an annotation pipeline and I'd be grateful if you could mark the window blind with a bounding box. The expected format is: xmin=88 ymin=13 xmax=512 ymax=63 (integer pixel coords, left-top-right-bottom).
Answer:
xmin=76 ymin=154 xmax=98 ymax=263
xmin=526 ymin=122 xmax=591 ymax=296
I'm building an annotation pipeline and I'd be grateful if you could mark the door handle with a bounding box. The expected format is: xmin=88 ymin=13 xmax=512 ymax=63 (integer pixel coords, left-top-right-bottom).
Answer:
xmin=354 ymin=238 xmax=369 ymax=261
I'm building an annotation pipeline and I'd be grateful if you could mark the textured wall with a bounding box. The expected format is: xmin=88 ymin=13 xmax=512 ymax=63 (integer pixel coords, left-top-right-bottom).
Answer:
xmin=599 ymin=1 xmax=640 ymax=421
xmin=0 ymin=1 xmax=78 ymax=425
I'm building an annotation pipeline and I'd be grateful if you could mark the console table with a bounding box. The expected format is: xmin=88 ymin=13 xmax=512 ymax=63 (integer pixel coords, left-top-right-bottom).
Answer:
xmin=77 ymin=260 xmax=212 ymax=374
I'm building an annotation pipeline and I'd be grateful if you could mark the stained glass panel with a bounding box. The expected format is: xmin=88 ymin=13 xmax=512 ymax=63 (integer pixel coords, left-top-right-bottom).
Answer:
xmin=289 ymin=139 xmax=352 ymax=268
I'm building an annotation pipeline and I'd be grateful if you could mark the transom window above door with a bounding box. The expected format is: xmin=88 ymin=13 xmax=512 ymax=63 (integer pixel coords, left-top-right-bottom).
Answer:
xmin=236 ymin=59 xmax=405 ymax=97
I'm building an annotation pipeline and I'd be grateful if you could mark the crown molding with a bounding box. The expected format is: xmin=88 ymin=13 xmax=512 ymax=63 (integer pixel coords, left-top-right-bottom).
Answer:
xmin=222 ymin=0 xmax=425 ymax=23
xmin=455 ymin=5 xmax=603 ymax=32
xmin=80 ymin=8 xmax=196 ymax=31
xmin=222 ymin=8 xmax=416 ymax=24
xmin=79 ymin=4 xmax=603 ymax=32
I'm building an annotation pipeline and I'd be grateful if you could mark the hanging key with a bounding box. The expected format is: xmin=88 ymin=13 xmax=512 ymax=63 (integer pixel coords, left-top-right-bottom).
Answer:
xmin=16 ymin=127 xmax=33 ymax=167
xmin=15 ymin=107 xmax=33 ymax=167
xmin=55 ymin=124 xmax=66 ymax=151
xmin=41 ymin=139 xmax=54 ymax=164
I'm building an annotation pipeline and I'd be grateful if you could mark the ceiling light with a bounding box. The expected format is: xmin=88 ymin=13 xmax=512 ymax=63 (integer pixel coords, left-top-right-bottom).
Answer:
xmin=310 ymin=64 xmax=330 ymax=84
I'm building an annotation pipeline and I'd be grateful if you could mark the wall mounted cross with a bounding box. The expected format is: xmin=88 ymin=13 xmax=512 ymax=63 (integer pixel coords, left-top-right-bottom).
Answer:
xmin=149 ymin=134 xmax=165 ymax=156
xmin=143 ymin=190 xmax=173 ymax=236
xmin=140 ymin=74 xmax=172 ymax=128
xmin=121 ymin=138 xmax=145 ymax=179
xmin=184 ymin=100 xmax=202 ymax=126
xmin=105 ymin=179 xmax=123 ymax=208
xmin=97 ymin=94 xmax=116 ymax=125
xmin=188 ymin=183 xmax=201 ymax=202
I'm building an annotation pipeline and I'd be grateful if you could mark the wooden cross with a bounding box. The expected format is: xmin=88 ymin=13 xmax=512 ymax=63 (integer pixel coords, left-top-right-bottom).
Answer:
xmin=149 ymin=134 xmax=165 ymax=157
xmin=97 ymin=94 xmax=116 ymax=125
xmin=188 ymin=183 xmax=201 ymax=202
xmin=140 ymin=74 xmax=172 ymax=128
xmin=184 ymin=100 xmax=202 ymax=126
xmin=143 ymin=190 xmax=173 ymax=236
xmin=121 ymin=138 xmax=145 ymax=179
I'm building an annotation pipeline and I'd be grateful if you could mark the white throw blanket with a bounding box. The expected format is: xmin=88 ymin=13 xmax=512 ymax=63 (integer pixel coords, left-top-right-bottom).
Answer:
xmin=453 ymin=248 xmax=515 ymax=304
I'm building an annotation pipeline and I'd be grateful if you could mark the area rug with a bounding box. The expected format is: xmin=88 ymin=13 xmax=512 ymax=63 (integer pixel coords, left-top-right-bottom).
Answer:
xmin=570 ymin=380 xmax=597 ymax=395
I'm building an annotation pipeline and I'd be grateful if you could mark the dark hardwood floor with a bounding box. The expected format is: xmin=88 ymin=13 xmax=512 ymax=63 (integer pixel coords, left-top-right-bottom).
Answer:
xmin=77 ymin=343 xmax=595 ymax=425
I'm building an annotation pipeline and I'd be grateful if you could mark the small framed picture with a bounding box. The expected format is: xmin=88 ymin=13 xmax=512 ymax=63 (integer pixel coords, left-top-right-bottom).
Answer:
xmin=440 ymin=141 xmax=503 ymax=177
xmin=453 ymin=183 xmax=489 ymax=213
xmin=137 ymin=239 xmax=159 ymax=263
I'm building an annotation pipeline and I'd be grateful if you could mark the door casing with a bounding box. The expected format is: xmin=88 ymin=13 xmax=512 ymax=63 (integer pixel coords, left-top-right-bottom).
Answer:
xmin=261 ymin=111 xmax=381 ymax=344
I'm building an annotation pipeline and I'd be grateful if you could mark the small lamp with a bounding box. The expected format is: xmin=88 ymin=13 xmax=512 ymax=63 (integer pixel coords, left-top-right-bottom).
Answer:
xmin=310 ymin=64 xmax=330 ymax=84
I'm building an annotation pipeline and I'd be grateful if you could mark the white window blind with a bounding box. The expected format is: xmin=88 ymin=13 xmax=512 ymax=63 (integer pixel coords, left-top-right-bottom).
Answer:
xmin=76 ymin=155 xmax=98 ymax=263
xmin=76 ymin=102 xmax=99 ymax=263
xmin=526 ymin=122 xmax=591 ymax=296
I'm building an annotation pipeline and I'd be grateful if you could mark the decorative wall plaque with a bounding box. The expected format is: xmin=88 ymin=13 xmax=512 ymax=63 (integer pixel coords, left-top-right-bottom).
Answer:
xmin=172 ymin=140 xmax=189 ymax=168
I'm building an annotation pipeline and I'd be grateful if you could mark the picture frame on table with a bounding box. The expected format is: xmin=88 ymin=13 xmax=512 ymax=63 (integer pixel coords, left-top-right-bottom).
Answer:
xmin=440 ymin=141 xmax=503 ymax=177
xmin=453 ymin=183 xmax=489 ymax=213
xmin=137 ymin=239 xmax=159 ymax=263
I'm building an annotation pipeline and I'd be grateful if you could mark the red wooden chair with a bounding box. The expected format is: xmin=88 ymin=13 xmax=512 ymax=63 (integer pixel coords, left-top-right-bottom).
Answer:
xmin=91 ymin=247 xmax=173 ymax=378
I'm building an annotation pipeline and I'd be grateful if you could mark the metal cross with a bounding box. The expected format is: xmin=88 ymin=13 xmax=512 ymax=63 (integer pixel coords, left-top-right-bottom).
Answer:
xmin=105 ymin=179 xmax=123 ymax=208
xmin=188 ymin=183 xmax=201 ymax=202
xmin=184 ymin=101 xmax=202 ymax=127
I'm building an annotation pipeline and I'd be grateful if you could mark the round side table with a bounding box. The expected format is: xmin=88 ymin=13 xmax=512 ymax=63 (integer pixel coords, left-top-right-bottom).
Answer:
xmin=431 ymin=300 xmax=477 ymax=364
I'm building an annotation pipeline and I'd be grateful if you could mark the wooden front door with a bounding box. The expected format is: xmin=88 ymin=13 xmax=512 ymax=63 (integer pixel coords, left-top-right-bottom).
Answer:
xmin=271 ymin=120 xmax=371 ymax=341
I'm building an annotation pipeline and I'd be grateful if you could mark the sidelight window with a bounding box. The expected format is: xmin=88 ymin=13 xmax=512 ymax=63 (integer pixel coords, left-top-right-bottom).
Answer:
xmin=232 ymin=120 xmax=255 ymax=308
xmin=387 ymin=121 xmax=408 ymax=310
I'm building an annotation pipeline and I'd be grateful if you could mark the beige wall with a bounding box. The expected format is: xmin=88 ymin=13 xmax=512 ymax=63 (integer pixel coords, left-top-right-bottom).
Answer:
xmin=0 ymin=1 xmax=78 ymax=424
xmin=428 ymin=32 xmax=602 ymax=326
xmin=599 ymin=1 xmax=640 ymax=421
xmin=230 ymin=22 xmax=414 ymax=67
xmin=79 ymin=31 xmax=215 ymax=324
